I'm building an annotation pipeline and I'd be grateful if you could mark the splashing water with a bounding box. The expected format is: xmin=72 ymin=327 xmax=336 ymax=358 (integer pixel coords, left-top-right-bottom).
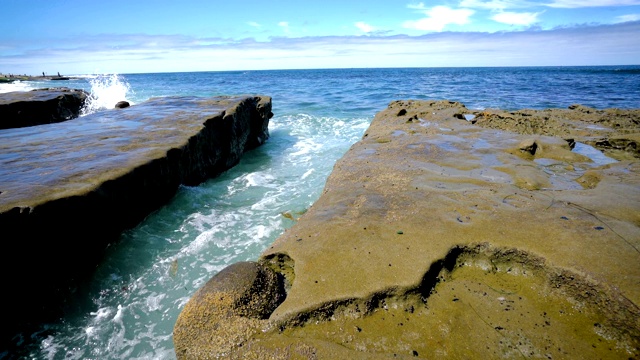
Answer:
xmin=81 ymin=74 xmax=133 ymax=116
xmin=0 ymin=80 xmax=35 ymax=93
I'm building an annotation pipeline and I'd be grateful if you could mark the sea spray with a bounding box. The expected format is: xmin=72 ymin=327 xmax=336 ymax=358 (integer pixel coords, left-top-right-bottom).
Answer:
xmin=81 ymin=74 xmax=133 ymax=115
xmin=0 ymin=80 xmax=35 ymax=93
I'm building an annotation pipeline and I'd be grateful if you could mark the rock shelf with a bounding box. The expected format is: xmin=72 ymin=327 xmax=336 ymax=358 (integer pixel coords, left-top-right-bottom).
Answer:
xmin=0 ymin=87 xmax=88 ymax=129
xmin=0 ymin=95 xmax=272 ymax=340
xmin=174 ymin=100 xmax=639 ymax=359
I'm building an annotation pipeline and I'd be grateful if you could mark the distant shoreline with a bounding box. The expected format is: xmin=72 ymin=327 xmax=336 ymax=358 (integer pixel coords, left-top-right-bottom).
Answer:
xmin=0 ymin=74 xmax=80 ymax=83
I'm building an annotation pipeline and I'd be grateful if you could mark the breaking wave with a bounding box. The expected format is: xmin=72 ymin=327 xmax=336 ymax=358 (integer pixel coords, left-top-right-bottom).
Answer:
xmin=81 ymin=74 xmax=133 ymax=116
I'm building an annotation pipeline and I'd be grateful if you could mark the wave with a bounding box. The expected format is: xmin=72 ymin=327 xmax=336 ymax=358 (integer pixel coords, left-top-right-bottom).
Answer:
xmin=0 ymin=80 xmax=35 ymax=94
xmin=81 ymin=74 xmax=134 ymax=116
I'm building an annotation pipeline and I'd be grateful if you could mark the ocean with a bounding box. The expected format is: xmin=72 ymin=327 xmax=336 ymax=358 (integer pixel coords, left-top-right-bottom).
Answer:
xmin=1 ymin=66 xmax=639 ymax=359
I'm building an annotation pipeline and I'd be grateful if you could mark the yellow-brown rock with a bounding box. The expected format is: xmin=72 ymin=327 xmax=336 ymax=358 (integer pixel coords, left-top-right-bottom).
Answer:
xmin=175 ymin=100 xmax=639 ymax=359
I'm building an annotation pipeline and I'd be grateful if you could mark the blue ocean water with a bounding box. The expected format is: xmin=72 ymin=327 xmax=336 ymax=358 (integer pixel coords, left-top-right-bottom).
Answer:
xmin=1 ymin=66 xmax=639 ymax=359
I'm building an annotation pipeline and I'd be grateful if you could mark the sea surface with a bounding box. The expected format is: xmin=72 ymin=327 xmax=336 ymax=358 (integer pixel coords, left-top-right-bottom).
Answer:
xmin=1 ymin=66 xmax=639 ymax=359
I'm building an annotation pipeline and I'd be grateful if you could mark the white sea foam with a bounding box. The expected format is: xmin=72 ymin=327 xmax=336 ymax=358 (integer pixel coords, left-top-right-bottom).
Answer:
xmin=290 ymin=138 xmax=322 ymax=160
xmin=40 ymin=335 xmax=62 ymax=360
xmin=242 ymin=172 xmax=276 ymax=188
xmin=250 ymin=194 xmax=280 ymax=211
xmin=90 ymin=307 xmax=113 ymax=320
xmin=81 ymin=74 xmax=133 ymax=115
xmin=145 ymin=293 xmax=166 ymax=312
xmin=301 ymin=168 xmax=314 ymax=179
xmin=0 ymin=80 xmax=34 ymax=93
xmin=113 ymin=304 xmax=124 ymax=323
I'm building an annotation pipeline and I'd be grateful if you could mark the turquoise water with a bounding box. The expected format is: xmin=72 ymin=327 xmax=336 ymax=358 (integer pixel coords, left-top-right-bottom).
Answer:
xmin=1 ymin=66 xmax=639 ymax=359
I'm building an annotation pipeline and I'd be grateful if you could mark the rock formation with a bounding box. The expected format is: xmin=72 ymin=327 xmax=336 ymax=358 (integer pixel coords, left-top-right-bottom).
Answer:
xmin=0 ymin=95 xmax=272 ymax=343
xmin=174 ymin=100 xmax=639 ymax=359
xmin=0 ymin=87 xmax=88 ymax=129
xmin=115 ymin=100 xmax=130 ymax=108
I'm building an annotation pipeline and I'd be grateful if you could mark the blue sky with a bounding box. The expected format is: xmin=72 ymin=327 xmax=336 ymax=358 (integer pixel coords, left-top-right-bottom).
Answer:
xmin=1 ymin=0 xmax=639 ymax=75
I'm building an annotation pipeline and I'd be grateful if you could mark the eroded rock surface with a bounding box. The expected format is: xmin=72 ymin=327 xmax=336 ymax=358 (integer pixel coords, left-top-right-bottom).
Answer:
xmin=174 ymin=100 xmax=639 ymax=359
xmin=0 ymin=87 xmax=88 ymax=129
xmin=174 ymin=262 xmax=286 ymax=359
xmin=0 ymin=95 xmax=272 ymax=342
xmin=467 ymin=104 xmax=640 ymax=160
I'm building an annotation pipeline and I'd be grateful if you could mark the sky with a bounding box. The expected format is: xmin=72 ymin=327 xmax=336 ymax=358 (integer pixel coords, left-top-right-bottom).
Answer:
xmin=1 ymin=0 xmax=639 ymax=75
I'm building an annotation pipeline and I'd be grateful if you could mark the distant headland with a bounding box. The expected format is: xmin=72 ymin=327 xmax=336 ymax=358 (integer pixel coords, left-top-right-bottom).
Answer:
xmin=0 ymin=72 xmax=79 ymax=82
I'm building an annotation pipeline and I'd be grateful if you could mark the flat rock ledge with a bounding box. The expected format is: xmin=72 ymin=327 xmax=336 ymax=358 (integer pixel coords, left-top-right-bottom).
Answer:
xmin=0 ymin=95 xmax=272 ymax=340
xmin=0 ymin=87 xmax=89 ymax=129
xmin=174 ymin=100 xmax=639 ymax=359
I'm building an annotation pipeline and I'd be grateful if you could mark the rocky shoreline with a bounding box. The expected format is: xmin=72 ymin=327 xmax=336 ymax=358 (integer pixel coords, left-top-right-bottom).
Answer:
xmin=0 ymin=88 xmax=88 ymax=129
xmin=174 ymin=100 xmax=639 ymax=359
xmin=0 ymin=74 xmax=80 ymax=82
xmin=0 ymin=94 xmax=272 ymax=343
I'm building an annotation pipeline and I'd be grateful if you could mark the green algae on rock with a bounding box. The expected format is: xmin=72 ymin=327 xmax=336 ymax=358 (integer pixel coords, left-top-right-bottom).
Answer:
xmin=174 ymin=100 xmax=639 ymax=359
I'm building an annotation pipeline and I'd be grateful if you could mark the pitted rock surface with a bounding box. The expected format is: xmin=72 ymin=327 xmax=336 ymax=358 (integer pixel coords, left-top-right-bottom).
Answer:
xmin=175 ymin=100 xmax=639 ymax=359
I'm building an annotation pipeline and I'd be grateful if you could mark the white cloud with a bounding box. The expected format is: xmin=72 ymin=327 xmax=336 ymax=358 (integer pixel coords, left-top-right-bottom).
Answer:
xmin=459 ymin=0 xmax=533 ymax=11
xmin=616 ymin=13 xmax=640 ymax=21
xmin=407 ymin=2 xmax=428 ymax=10
xmin=546 ymin=0 xmax=640 ymax=8
xmin=491 ymin=11 xmax=541 ymax=25
xmin=248 ymin=21 xmax=261 ymax=28
xmin=2 ymin=21 xmax=639 ymax=74
xmin=278 ymin=21 xmax=290 ymax=34
xmin=355 ymin=22 xmax=375 ymax=33
xmin=403 ymin=5 xmax=475 ymax=31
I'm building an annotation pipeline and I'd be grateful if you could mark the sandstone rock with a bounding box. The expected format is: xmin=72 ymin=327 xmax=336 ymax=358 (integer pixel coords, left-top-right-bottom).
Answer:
xmin=176 ymin=100 xmax=639 ymax=358
xmin=471 ymin=104 xmax=640 ymax=160
xmin=518 ymin=138 xmax=538 ymax=155
xmin=173 ymin=262 xmax=286 ymax=359
xmin=0 ymin=87 xmax=88 ymax=129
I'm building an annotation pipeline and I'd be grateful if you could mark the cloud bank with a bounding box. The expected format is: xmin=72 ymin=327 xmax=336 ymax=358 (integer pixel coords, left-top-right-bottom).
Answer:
xmin=2 ymin=21 xmax=639 ymax=74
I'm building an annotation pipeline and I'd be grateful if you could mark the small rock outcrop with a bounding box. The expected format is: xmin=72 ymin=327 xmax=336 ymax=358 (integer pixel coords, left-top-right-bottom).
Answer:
xmin=0 ymin=95 xmax=272 ymax=343
xmin=115 ymin=100 xmax=130 ymax=108
xmin=0 ymin=87 xmax=88 ymax=129
xmin=173 ymin=262 xmax=286 ymax=359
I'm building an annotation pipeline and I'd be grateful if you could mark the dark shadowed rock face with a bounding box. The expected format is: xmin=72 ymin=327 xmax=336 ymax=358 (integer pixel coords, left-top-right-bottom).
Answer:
xmin=0 ymin=87 xmax=88 ymax=129
xmin=0 ymin=95 xmax=272 ymax=343
xmin=115 ymin=100 xmax=130 ymax=108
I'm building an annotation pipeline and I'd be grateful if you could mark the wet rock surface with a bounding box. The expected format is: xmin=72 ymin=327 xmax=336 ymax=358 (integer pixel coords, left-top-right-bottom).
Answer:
xmin=174 ymin=100 xmax=639 ymax=359
xmin=467 ymin=104 xmax=640 ymax=160
xmin=0 ymin=87 xmax=88 ymax=129
xmin=0 ymin=95 xmax=272 ymax=342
